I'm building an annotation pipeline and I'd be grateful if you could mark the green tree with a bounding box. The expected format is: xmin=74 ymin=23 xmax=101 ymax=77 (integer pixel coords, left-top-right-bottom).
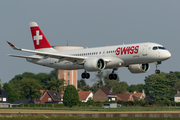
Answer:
xmin=86 ymin=97 xmax=95 ymax=105
xmin=35 ymin=73 xmax=49 ymax=88
xmin=128 ymin=84 xmax=145 ymax=93
xmin=46 ymin=78 xmax=65 ymax=94
xmin=3 ymin=83 xmax=19 ymax=103
xmin=77 ymin=79 xmax=91 ymax=91
xmin=90 ymin=83 xmax=100 ymax=93
xmin=19 ymin=78 xmax=42 ymax=99
xmin=174 ymin=82 xmax=180 ymax=92
xmin=48 ymin=69 xmax=58 ymax=79
xmin=144 ymin=72 xmax=177 ymax=101
xmin=63 ymin=85 xmax=79 ymax=107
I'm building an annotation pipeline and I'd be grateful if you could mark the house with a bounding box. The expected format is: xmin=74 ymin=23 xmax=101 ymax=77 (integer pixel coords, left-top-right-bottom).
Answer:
xmin=116 ymin=94 xmax=134 ymax=101
xmin=10 ymin=99 xmax=34 ymax=107
xmin=78 ymin=91 xmax=93 ymax=102
xmin=40 ymin=90 xmax=61 ymax=103
xmin=132 ymin=89 xmax=146 ymax=100
xmin=93 ymin=88 xmax=117 ymax=102
xmin=0 ymin=88 xmax=9 ymax=107
xmin=33 ymin=90 xmax=46 ymax=103
xmin=174 ymin=91 xmax=180 ymax=102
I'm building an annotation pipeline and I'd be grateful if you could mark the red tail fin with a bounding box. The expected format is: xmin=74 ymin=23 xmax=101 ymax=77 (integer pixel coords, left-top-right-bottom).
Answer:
xmin=29 ymin=22 xmax=52 ymax=50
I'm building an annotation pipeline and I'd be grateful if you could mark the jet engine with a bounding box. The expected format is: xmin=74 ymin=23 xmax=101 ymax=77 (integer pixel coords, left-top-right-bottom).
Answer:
xmin=84 ymin=58 xmax=106 ymax=71
xmin=128 ymin=63 xmax=150 ymax=73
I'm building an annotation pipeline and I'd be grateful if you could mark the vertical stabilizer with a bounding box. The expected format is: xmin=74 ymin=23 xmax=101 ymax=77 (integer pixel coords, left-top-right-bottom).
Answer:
xmin=29 ymin=22 xmax=53 ymax=50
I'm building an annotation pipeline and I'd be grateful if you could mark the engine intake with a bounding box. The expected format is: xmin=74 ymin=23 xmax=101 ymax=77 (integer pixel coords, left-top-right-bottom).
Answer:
xmin=128 ymin=63 xmax=150 ymax=73
xmin=84 ymin=58 xmax=106 ymax=71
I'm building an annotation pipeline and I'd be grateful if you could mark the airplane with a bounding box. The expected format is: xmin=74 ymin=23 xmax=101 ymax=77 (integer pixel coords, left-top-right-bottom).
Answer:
xmin=7 ymin=22 xmax=171 ymax=80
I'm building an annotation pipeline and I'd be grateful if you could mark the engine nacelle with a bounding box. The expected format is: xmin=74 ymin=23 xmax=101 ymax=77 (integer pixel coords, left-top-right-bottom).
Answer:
xmin=128 ymin=63 xmax=150 ymax=73
xmin=84 ymin=58 xmax=106 ymax=71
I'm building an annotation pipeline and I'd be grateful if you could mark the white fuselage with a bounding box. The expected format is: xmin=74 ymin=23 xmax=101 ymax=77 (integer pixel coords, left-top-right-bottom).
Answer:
xmin=27 ymin=42 xmax=171 ymax=71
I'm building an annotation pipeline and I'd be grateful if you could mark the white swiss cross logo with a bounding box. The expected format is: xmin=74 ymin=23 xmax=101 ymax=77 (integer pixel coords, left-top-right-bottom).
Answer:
xmin=33 ymin=30 xmax=42 ymax=45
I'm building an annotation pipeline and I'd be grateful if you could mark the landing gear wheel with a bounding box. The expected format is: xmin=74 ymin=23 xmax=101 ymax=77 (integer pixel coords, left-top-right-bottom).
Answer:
xmin=81 ymin=72 xmax=90 ymax=79
xmin=114 ymin=74 xmax=117 ymax=80
xmin=109 ymin=74 xmax=117 ymax=80
xmin=155 ymin=70 xmax=160 ymax=74
xmin=86 ymin=73 xmax=90 ymax=79
xmin=155 ymin=61 xmax=161 ymax=74
xmin=109 ymin=74 xmax=113 ymax=80
xmin=81 ymin=73 xmax=86 ymax=79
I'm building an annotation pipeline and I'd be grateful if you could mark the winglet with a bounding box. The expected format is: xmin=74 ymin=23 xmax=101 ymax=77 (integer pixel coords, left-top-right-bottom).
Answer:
xmin=7 ymin=41 xmax=21 ymax=50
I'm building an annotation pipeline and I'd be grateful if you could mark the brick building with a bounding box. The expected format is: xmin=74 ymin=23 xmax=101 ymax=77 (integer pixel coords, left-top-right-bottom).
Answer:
xmin=93 ymin=88 xmax=117 ymax=102
xmin=58 ymin=70 xmax=77 ymax=89
xmin=53 ymin=46 xmax=83 ymax=89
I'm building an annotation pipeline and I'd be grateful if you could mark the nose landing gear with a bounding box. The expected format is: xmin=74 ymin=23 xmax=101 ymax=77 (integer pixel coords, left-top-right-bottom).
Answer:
xmin=155 ymin=61 xmax=161 ymax=74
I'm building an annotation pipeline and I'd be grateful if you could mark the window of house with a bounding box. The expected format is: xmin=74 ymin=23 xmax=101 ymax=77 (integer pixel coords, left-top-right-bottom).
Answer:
xmin=3 ymin=98 xmax=6 ymax=102
xmin=68 ymin=80 xmax=70 ymax=85
xmin=48 ymin=98 xmax=52 ymax=102
xmin=112 ymin=98 xmax=115 ymax=101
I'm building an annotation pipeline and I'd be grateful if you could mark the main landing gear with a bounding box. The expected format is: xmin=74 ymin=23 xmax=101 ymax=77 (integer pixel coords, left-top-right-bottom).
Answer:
xmin=155 ymin=61 xmax=161 ymax=74
xmin=81 ymin=71 xmax=90 ymax=79
xmin=109 ymin=69 xmax=118 ymax=80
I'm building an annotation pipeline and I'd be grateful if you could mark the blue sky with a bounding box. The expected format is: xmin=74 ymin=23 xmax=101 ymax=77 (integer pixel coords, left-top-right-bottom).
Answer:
xmin=0 ymin=0 xmax=179 ymax=86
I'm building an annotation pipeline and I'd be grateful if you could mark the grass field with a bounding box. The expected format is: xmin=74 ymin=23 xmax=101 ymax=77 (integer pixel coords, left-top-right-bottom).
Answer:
xmin=0 ymin=116 xmax=180 ymax=120
xmin=1 ymin=106 xmax=180 ymax=112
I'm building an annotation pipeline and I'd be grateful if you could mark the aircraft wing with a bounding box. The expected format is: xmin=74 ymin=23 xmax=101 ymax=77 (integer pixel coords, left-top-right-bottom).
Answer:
xmin=7 ymin=41 xmax=88 ymax=64
xmin=7 ymin=54 xmax=42 ymax=59
xmin=7 ymin=41 xmax=112 ymax=64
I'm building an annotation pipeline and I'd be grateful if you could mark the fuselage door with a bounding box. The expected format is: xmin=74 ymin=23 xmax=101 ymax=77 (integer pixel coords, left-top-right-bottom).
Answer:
xmin=142 ymin=45 xmax=148 ymax=56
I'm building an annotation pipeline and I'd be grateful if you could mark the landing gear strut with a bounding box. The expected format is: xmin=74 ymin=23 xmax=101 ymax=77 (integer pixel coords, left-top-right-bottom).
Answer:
xmin=109 ymin=69 xmax=118 ymax=80
xmin=155 ymin=61 xmax=161 ymax=74
xmin=81 ymin=71 xmax=90 ymax=79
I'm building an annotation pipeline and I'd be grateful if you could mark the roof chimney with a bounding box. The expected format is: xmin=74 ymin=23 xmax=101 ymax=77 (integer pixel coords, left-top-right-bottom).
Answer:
xmin=110 ymin=88 xmax=113 ymax=93
xmin=142 ymin=89 xmax=145 ymax=94
xmin=133 ymin=91 xmax=136 ymax=94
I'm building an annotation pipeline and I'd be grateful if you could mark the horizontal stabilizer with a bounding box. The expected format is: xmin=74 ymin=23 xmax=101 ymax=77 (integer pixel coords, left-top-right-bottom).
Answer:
xmin=7 ymin=54 xmax=42 ymax=59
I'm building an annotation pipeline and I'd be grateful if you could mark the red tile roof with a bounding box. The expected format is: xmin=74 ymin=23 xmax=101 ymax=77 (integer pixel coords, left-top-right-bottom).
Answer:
xmin=133 ymin=93 xmax=142 ymax=99
xmin=116 ymin=94 xmax=131 ymax=101
xmin=78 ymin=91 xmax=91 ymax=99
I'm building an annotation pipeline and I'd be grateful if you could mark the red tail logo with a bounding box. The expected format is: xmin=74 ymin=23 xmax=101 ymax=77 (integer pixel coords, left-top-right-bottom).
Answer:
xmin=30 ymin=22 xmax=52 ymax=49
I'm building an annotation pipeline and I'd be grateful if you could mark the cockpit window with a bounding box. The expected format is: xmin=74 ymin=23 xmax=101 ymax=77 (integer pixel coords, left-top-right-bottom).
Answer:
xmin=153 ymin=46 xmax=166 ymax=50
xmin=158 ymin=46 xmax=166 ymax=50
xmin=153 ymin=46 xmax=158 ymax=50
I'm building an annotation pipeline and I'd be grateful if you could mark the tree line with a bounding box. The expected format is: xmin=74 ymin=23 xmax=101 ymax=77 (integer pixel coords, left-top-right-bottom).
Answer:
xmin=78 ymin=71 xmax=180 ymax=102
xmin=2 ymin=69 xmax=65 ymax=103
xmin=1 ymin=69 xmax=180 ymax=103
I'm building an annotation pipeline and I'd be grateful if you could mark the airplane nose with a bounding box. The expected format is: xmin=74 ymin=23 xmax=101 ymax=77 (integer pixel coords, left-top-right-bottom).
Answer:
xmin=167 ymin=51 xmax=171 ymax=59
xmin=160 ymin=51 xmax=171 ymax=60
